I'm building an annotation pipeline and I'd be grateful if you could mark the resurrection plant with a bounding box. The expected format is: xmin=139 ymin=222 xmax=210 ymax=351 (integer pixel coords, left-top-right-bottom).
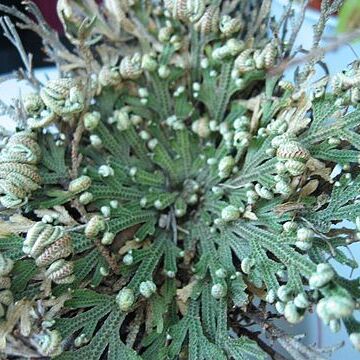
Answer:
xmin=0 ymin=0 xmax=360 ymax=359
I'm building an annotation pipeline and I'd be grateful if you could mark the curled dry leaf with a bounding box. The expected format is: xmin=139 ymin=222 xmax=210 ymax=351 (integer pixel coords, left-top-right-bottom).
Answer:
xmin=300 ymin=179 xmax=319 ymax=196
xmin=274 ymin=202 xmax=305 ymax=216
xmin=0 ymin=214 xmax=34 ymax=235
xmin=176 ymin=279 xmax=198 ymax=315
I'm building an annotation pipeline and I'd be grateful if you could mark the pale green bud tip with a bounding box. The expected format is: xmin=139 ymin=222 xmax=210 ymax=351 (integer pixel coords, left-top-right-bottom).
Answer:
xmin=99 ymin=266 xmax=109 ymax=276
xmin=158 ymin=65 xmax=170 ymax=79
xmin=284 ymin=301 xmax=304 ymax=324
xmin=309 ymin=263 xmax=335 ymax=288
xmin=215 ymin=268 xmax=227 ymax=278
xmin=24 ymin=92 xmax=44 ymax=115
xmin=100 ymin=206 xmax=111 ymax=217
xmin=85 ymin=215 xmax=106 ymax=238
xmin=277 ymin=285 xmax=292 ymax=303
xmin=166 ymin=270 xmax=176 ymax=278
xmin=241 ymin=257 xmax=255 ymax=274
xmin=174 ymin=197 xmax=187 ymax=217
xmin=142 ymin=54 xmax=158 ymax=72
xmin=283 ymin=221 xmax=297 ymax=232
xmin=116 ymin=288 xmax=135 ymax=312
xmin=218 ymin=155 xmax=235 ymax=178
xmin=325 ymin=296 xmax=355 ymax=318
xmin=98 ymin=66 xmax=121 ymax=87
xmin=114 ymin=110 xmax=130 ymax=131
xmin=317 ymin=295 xmax=355 ymax=323
xmin=123 ymin=253 xmax=134 ymax=265
xmin=110 ymin=200 xmax=119 ymax=209
xmin=265 ymin=289 xmax=276 ymax=304
xmin=275 ymin=301 xmax=285 ymax=314
xmin=84 ymin=111 xmax=101 ymax=131
xmin=98 ymin=165 xmax=114 ymax=177
xmin=293 ymin=293 xmax=309 ymax=309
xmin=254 ymin=183 xmax=273 ymax=200
xmin=0 ymin=289 xmax=13 ymax=306
xmin=295 ymin=241 xmax=312 ymax=251
xmin=90 ymin=134 xmax=102 ymax=147
xmin=148 ymin=138 xmax=158 ymax=150
xmin=350 ymin=333 xmax=360 ymax=351
xmin=220 ymin=15 xmax=242 ymax=36
xmin=101 ymin=232 xmax=115 ymax=245
xmin=74 ymin=333 xmax=89 ymax=347
xmin=68 ymin=175 xmax=92 ymax=194
xmin=79 ymin=192 xmax=93 ymax=205
xmin=138 ymin=88 xmax=149 ymax=98
xmin=221 ymin=205 xmax=240 ymax=222
xmin=211 ymin=283 xmax=226 ymax=299
xmin=139 ymin=280 xmax=157 ymax=298
xmin=120 ymin=53 xmax=143 ymax=80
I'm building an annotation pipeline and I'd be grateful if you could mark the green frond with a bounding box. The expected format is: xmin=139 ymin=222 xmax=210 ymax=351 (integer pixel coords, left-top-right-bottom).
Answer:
xmin=2 ymin=1 xmax=360 ymax=358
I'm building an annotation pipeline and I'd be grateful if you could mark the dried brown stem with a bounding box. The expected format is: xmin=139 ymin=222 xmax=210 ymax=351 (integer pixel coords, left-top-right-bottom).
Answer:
xmin=70 ymin=119 xmax=85 ymax=179
xmin=241 ymin=306 xmax=340 ymax=360
xmin=0 ymin=16 xmax=40 ymax=90
xmin=271 ymin=28 xmax=360 ymax=76
xmin=286 ymin=0 xmax=308 ymax=55
xmin=246 ymin=0 xmax=272 ymax=42
xmin=230 ymin=320 xmax=288 ymax=360
xmin=94 ymin=239 xmax=120 ymax=274
xmin=1 ymin=335 xmax=41 ymax=358
xmin=0 ymin=2 xmax=80 ymax=71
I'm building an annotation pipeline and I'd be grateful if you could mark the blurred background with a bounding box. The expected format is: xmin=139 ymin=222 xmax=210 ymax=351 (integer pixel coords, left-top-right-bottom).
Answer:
xmin=1 ymin=0 xmax=360 ymax=359
xmin=0 ymin=0 xmax=62 ymax=73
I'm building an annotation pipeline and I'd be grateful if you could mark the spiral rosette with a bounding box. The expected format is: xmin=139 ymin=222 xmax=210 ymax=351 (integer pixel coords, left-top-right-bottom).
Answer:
xmin=276 ymin=139 xmax=310 ymax=176
xmin=98 ymin=65 xmax=122 ymax=87
xmin=23 ymin=222 xmax=74 ymax=284
xmin=0 ymin=253 xmax=13 ymax=319
xmin=119 ymin=53 xmax=143 ymax=80
xmin=27 ymin=78 xmax=84 ymax=128
xmin=330 ymin=64 xmax=360 ymax=106
xmin=35 ymin=234 xmax=72 ymax=267
xmin=84 ymin=215 xmax=106 ymax=238
xmin=195 ymin=5 xmax=220 ymax=35
xmin=23 ymin=92 xmax=44 ymax=116
xmin=40 ymin=78 xmax=84 ymax=116
xmin=45 ymin=259 xmax=75 ymax=284
xmin=220 ymin=15 xmax=242 ymax=37
xmin=165 ymin=0 xmax=206 ymax=23
xmin=0 ymin=131 xmax=42 ymax=208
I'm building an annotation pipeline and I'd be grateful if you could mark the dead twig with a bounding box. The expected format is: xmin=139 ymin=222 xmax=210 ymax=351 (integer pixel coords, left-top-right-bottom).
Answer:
xmin=2 ymin=335 xmax=41 ymax=358
xmin=0 ymin=16 xmax=40 ymax=90
xmin=242 ymin=306 xmax=341 ymax=360
xmin=94 ymin=239 xmax=120 ymax=274
xmin=0 ymin=2 xmax=81 ymax=72
xmin=70 ymin=119 xmax=85 ymax=179
xmin=271 ymin=28 xmax=360 ymax=76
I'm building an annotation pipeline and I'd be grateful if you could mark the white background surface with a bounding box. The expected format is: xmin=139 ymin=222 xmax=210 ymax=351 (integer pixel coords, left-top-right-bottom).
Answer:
xmin=0 ymin=67 xmax=58 ymax=131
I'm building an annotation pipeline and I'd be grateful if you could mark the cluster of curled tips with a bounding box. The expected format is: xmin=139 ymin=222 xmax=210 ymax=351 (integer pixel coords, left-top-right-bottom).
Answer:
xmin=25 ymin=78 xmax=84 ymax=129
xmin=0 ymin=131 xmax=42 ymax=208
xmin=23 ymin=222 xmax=74 ymax=284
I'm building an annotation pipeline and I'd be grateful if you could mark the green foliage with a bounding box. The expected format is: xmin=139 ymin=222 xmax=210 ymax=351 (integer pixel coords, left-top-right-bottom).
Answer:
xmin=1 ymin=0 xmax=360 ymax=359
